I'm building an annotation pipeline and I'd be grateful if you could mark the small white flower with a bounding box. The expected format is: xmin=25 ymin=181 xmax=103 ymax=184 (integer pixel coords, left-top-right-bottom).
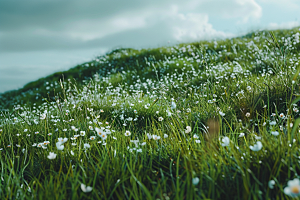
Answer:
xmin=58 ymin=138 xmax=68 ymax=144
xmin=245 ymin=112 xmax=250 ymax=117
xmin=166 ymin=110 xmax=172 ymax=117
xmin=195 ymin=140 xmax=201 ymax=143
xmin=239 ymin=133 xmax=245 ymax=137
xmin=293 ymin=107 xmax=299 ymax=113
xmin=153 ymin=135 xmax=161 ymax=140
xmin=193 ymin=134 xmax=199 ymax=139
xmin=171 ymin=101 xmax=176 ymax=110
xmin=40 ymin=114 xmax=46 ymax=120
xmin=130 ymin=139 xmax=139 ymax=147
xmin=221 ymin=136 xmax=230 ymax=147
xmin=185 ymin=126 xmax=192 ymax=133
xmin=249 ymin=141 xmax=262 ymax=151
xmin=284 ymin=178 xmax=300 ymax=198
xmin=146 ymin=133 xmax=152 ymax=140
xmin=125 ymin=130 xmax=131 ymax=136
xmin=219 ymin=111 xmax=225 ymax=116
xmin=268 ymin=180 xmax=275 ymax=189
xmin=271 ymin=131 xmax=279 ymax=136
xmin=95 ymin=127 xmax=107 ymax=140
xmin=192 ymin=177 xmax=200 ymax=185
xmin=90 ymin=136 xmax=96 ymax=140
xmin=269 ymin=121 xmax=276 ymax=126
xmin=81 ymin=183 xmax=93 ymax=193
xmin=164 ymin=134 xmax=168 ymax=138
xmin=80 ymin=131 xmax=86 ymax=136
xmin=279 ymin=113 xmax=285 ymax=119
xmin=24 ymin=129 xmax=28 ymax=132
xmin=158 ymin=117 xmax=164 ymax=121
xmin=71 ymin=126 xmax=78 ymax=131
xmin=70 ymin=150 xmax=74 ymax=155
xmin=56 ymin=142 xmax=64 ymax=150
xmin=84 ymin=143 xmax=90 ymax=149
xmin=254 ymin=135 xmax=261 ymax=140
xmin=47 ymin=152 xmax=57 ymax=159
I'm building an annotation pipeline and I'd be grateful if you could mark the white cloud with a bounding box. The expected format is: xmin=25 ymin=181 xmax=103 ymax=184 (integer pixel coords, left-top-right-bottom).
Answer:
xmin=257 ymin=0 xmax=300 ymax=10
xmin=56 ymin=2 xmax=238 ymax=44
xmin=266 ymin=21 xmax=300 ymax=30
xmin=182 ymin=0 xmax=262 ymax=23
xmin=235 ymin=0 xmax=262 ymax=23
xmin=164 ymin=12 xmax=234 ymax=42
xmin=0 ymin=0 xmax=264 ymax=52
xmin=95 ymin=5 xmax=235 ymax=45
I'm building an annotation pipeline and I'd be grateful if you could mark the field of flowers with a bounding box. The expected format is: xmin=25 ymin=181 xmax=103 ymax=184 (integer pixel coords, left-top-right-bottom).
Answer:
xmin=1 ymin=27 xmax=300 ymax=199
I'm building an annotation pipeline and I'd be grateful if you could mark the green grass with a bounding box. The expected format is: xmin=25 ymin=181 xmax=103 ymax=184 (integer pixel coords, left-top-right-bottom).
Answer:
xmin=1 ymin=26 xmax=300 ymax=199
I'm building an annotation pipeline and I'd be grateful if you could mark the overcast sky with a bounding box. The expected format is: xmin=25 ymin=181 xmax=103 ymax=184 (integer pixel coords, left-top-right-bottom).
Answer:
xmin=0 ymin=0 xmax=299 ymax=93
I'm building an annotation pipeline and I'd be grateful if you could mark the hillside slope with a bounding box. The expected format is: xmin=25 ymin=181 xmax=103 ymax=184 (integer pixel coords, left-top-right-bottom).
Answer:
xmin=1 ymin=27 xmax=299 ymax=110
xmin=0 ymin=27 xmax=300 ymax=199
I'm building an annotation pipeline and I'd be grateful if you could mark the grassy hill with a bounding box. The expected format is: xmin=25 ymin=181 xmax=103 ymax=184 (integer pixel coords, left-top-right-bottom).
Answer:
xmin=2 ymin=27 xmax=298 ymax=110
xmin=0 ymin=26 xmax=300 ymax=199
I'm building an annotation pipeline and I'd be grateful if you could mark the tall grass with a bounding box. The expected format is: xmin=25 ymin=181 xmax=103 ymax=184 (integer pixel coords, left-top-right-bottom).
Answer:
xmin=1 ymin=26 xmax=300 ymax=199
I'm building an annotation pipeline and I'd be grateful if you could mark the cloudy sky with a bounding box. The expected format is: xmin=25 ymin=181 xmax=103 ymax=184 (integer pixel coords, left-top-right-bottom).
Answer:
xmin=0 ymin=0 xmax=299 ymax=93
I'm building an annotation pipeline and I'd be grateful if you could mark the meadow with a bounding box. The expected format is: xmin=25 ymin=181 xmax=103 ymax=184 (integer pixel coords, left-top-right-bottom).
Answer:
xmin=1 ymin=26 xmax=300 ymax=199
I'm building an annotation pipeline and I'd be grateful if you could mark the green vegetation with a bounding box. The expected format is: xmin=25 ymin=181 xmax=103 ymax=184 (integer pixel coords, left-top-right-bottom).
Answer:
xmin=1 ymin=26 xmax=300 ymax=199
